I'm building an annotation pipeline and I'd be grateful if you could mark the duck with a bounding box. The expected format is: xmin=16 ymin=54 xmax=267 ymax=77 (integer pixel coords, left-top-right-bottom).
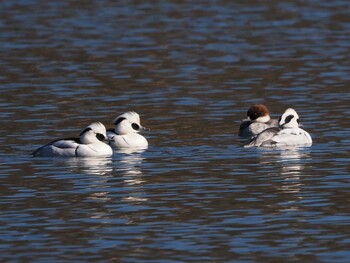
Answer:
xmin=107 ymin=111 xmax=149 ymax=149
xmin=239 ymin=104 xmax=278 ymax=138
xmin=32 ymin=122 xmax=113 ymax=157
xmin=245 ymin=108 xmax=312 ymax=147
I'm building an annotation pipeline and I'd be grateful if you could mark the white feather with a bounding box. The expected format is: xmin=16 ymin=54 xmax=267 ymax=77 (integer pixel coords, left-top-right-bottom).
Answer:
xmin=245 ymin=108 xmax=312 ymax=148
xmin=33 ymin=122 xmax=113 ymax=157
xmin=108 ymin=111 xmax=149 ymax=149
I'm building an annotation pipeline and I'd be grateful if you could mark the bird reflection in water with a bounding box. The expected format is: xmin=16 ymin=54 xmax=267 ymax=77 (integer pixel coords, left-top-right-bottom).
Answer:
xmin=278 ymin=148 xmax=312 ymax=194
xmin=66 ymin=156 xmax=113 ymax=176
xmin=65 ymin=157 xmax=114 ymax=217
xmin=258 ymin=147 xmax=312 ymax=194
xmin=113 ymin=148 xmax=148 ymax=203
xmin=257 ymin=147 xmax=312 ymax=214
xmin=65 ymin=150 xmax=148 ymax=222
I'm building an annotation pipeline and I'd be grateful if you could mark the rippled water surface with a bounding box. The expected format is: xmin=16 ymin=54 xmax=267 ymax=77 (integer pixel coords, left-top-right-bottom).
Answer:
xmin=1 ymin=0 xmax=350 ymax=262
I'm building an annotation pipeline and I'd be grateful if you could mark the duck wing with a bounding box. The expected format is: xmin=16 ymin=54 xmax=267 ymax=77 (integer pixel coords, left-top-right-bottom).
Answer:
xmin=32 ymin=138 xmax=80 ymax=156
xmin=266 ymin=128 xmax=312 ymax=147
xmin=245 ymin=127 xmax=281 ymax=147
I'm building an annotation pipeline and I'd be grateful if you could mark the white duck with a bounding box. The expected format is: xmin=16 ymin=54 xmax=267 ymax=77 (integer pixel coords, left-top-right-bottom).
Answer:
xmin=33 ymin=122 xmax=113 ymax=157
xmin=245 ymin=108 xmax=312 ymax=147
xmin=107 ymin=111 xmax=149 ymax=149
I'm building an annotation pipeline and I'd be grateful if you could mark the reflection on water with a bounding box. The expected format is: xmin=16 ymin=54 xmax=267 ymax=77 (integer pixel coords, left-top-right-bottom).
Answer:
xmin=114 ymin=148 xmax=145 ymax=174
xmin=277 ymin=149 xmax=309 ymax=215
xmin=63 ymin=151 xmax=147 ymax=204
xmin=279 ymin=148 xmax=311 ymax=177
xmin=1 ymin=0 xmax=350 ymax=261
xmin=115 ymin=149 xmax=148 ymax=203
xmin=66 ymin=157 xmax=113 ymax=176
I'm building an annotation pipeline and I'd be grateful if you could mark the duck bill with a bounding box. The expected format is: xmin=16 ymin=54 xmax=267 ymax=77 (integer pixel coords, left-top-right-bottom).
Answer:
xmin=106 ymin=137 xmax=113 ymax=142
xmin=140 ymin=126 xmax=150 ymax=131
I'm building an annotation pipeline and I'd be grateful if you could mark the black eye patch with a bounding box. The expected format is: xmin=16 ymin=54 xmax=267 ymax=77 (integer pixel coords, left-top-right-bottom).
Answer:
xmin=96 ymin=133 xmax=105 ymax=141
xmin=247 ymin=110 xmax=258 ymax=120
xmin=80 ymin=127 xmax=92 ymax=136
xmin=113 ymin=117 xmax=126 ymax=125
xmin=284 ymin=115 xmax=294 ymax=124
xmin=132 ymin=123 xmax=140 ymax=130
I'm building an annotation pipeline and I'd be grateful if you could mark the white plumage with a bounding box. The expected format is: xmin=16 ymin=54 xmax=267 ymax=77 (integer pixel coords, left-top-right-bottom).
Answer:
xmin=107 ymin=111 xmax=149 ymax=149
xmin=33 ymin=122 xmax=113 ymax=157
xmin=245 ymin=108 xmax=312 ymax=148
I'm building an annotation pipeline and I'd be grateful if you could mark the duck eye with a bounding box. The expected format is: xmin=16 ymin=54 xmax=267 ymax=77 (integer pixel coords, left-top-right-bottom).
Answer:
xmin=132 ymin=123 xmax=140 ymax=130
xmin=96 ymin=133 xmax=105 ymax=141
xmin=248 ymin=111 xmax=258 ymax=120
xmin=285 ymin=115 xmax=294 ymax=124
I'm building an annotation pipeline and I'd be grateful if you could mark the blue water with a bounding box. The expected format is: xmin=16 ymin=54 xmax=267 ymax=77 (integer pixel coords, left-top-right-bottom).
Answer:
xmin=1 ymin=0 xmax=350 ymax=262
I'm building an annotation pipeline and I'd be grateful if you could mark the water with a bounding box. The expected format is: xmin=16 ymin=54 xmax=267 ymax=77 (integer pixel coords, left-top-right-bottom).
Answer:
xmin=1 ymin=0 xmax=350 ymax=261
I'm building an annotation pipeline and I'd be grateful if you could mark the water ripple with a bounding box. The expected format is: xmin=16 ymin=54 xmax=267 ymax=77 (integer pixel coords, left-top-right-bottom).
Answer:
xmin=1 ymin=0 xmax=350 ymax=261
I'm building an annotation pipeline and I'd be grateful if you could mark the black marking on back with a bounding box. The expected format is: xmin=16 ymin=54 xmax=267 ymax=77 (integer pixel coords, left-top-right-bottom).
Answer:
xmin=113 ymin=117 xmax=126 ymax=125
xmin=132 ymin=123 xmax=140 ymax=130
xmin=80 ymin=127 xmax=92 ymax=136
xmin=40 ymin=137 xmax=80 ymax=146
xmin=51 ymin=137 xmax=81 ymax=147
xmin=121 ymin=135 xmax=130 ymax=145
xmin=32 ymin=146 xmax=45 ymax=156
xmin=32 ymin=137 xmax=80 ymax=156
xmin=75 ymin=145 xmax=80 ymax=157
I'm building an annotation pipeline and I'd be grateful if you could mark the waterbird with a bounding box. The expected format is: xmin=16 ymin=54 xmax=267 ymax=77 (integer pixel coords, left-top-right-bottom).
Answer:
xmin=32 ymin=122 xmax=113 ymax=157
xmin=239 ymin=104 xmax=278 ymax=138
xmin=107 ymin=111 xmax=149 ymax=149
xmin=245 ymin=108 xmax=312 ymax=147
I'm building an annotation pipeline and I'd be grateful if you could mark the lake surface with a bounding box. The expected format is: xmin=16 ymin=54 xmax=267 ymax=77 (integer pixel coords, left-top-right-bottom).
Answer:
xmin=1 ymin=0 xmax=350 ymax=262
